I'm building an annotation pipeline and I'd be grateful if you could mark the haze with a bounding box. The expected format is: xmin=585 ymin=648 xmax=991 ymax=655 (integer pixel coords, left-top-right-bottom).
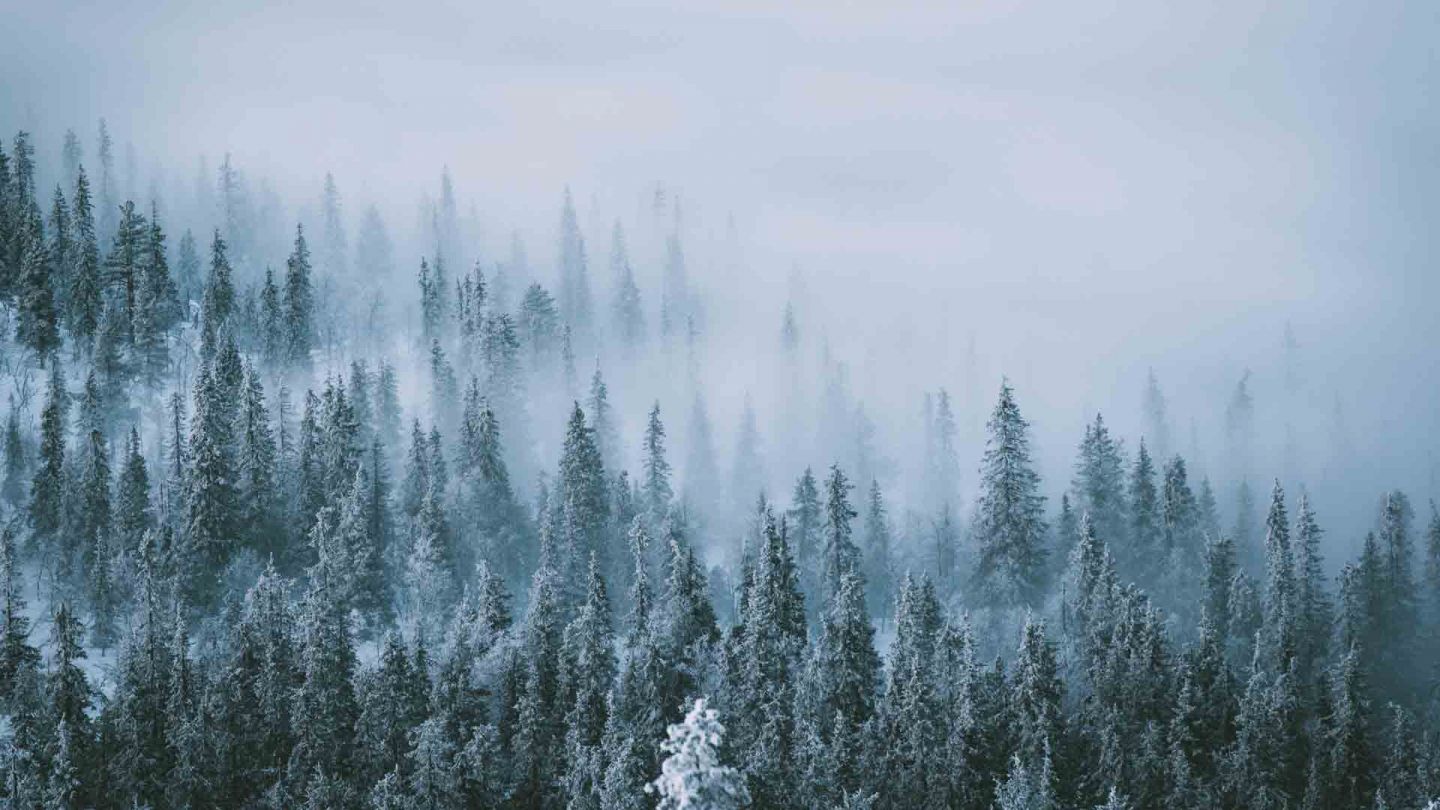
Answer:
xmin=3 ymin=0 xmax=1437 ymax=547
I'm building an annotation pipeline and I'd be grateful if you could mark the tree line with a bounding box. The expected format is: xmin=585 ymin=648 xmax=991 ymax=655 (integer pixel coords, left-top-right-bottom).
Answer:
xmin=0 ymin=125 xmax=1439 ymax=809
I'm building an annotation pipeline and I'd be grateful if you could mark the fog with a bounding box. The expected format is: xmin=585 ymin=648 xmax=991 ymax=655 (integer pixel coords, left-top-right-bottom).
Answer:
xmin=4 ymin=0 xmax=1438 ymax=555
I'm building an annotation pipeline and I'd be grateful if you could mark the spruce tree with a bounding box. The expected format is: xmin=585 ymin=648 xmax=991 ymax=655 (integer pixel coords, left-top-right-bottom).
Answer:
xmin=1261 ymin=480 xmax=1297 ymax=670
xmin=283 ymin=223 xmax=314 ymax=368
xmin=648 ymin=698 xmax=750 ymax=810
xmin=642 ymin=402 xmax=673 ymax=518
xmin=1324 ymin=646 xmax=1374 ymax=808
xmin=175 ymin=227 xmax=201 ymax=308
xmin=183 ymin=360 xmax=238 ymax=603
xmin=30 ymin=362 xmax=67 ymax=551
xmin=259 ymin=267 xmax=283 ymax=367
xmin=587 ymin=364 xmax=619 ymax=473
xmin=105 ymin=199 xmax=147 ymax=339
xmin=201 ymin=229 xmax=235 ymax=339
xmin=1128 ymin=439 xmax=1160 ymax=580
xmin=1 ymin=400 xmax=24 ymax=508
xmin=0 ymin=527 xmax=40 ymax=709
xmin=610 ymin=220 xmax=644 ymax=349
xmin=560 ymin=402 xmax=610 ymax=574
xmin=289 ymin=582 xmax=360 ymax=800
xmin=822 ymin=463 xmax=861 ymax=607
xmin=862 ymin=479 xmax=894 ymax=621
xmin=561 ymin=556 xmax=617 ymax=809
xmin=236 ymin=363 xmax=278 ymax=555
xmin=17 ymin=194 xmax=60 ymax=357
xmin=67 ymin=167 xmax=103 ymax=351
xmin=356 ymin=632 xmax=427 ymax=785
xmin=973 ymin=380 xmax=1048 ymax=606
xmin=1072 ymin=413 xmax=1127 ymax=560
xmin=557 ymin=188 xmax=593 ymax=344
xmin=114 ymin=428 xmax=152 ymax=557
xmin=1292 ymin=493 xmax=1332 ymax=683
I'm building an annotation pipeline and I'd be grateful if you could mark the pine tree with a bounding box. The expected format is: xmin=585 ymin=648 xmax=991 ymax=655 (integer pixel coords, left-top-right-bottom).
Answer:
xmin=1426 ymin=500 xmax=1440 ymax=617
xmin=610 ymin=220 xmax=644 ymax=349
xmin=789 ymin=467 xmax=822 ymax=598
xmin=648 ymin=698 xmax=750 ymax=810
xmin=260 ymin=267 xmax=283 ymax=366
xmin=587 ymin=364 xmax=619 ymax=473
xmin=1324 ymin=646 xmax=1375 ymax=808
xmin=973 ymin=380 xmax=1048 ymax=606
xmin=642 ymin=402 xmax=673 ymax=518
xmin=96 ymin=119 xmax=116 ymax=241
xmin=1284 ymin=494 xmax=1330 ymax=686
xmin=656 ymin=519 xmax=719 ymax=708
xmin=175 ymin=227 xmax=201 ymax=308
xmin=1012 ymin=615 xmax=1064 ymax=769
xmin=729 ymin=511 xmax=806 ymax=805
xmin=1261 ymin=480 xmax=1297 ymax=670
xmin=75 ymin=392 xmax=116 ymax=644
xmin=862 ymin=479 xmax=894 ymax=620
xmin=1128 ymin=439 xmax=1160 ymax=579
xmin=1203 ymin=534 xmax=1237 ymax=645
xmin=0 ymin=527 xmax=40 ymax=709
xmin=135 ymin=201 xmax=179 ymax=381
xmin=17 ymin=193 xmax=59 ymax=357
xmin=48 ymin=603 xmax=93 ymax=787
xmin=104 ymin=199 xmax=147 ymax=340
xmin=68 ymin=167 xmax=103 ymax=350
xmin=1072 ymin=413 xmax=1128 ymax=560
xmin=1 ymin=400 xmax=24 ymax=508
xmin=61 ymin=129 xmax=82 ymax=191
xmin=201 ymin=229 xmax=236 ymax=339
xmin=114 ymin=428 xmax=152 ymax=556
xmin=1161 ymin=457 xmax=1200 ymax=567
xmin=822 ymin=463 xmax=861 ymax=607
xmin=289 ymin=582 xmax=360 ymax=798
xmin=183 ymin=361 xmax=238 ymax=603
xmin=560 ymin=402 xmax=611 ymax=575
xmin=30 ymin=362 xmax=67 ymax=550
xmin=356 ymin=631 xmax=426 ymax=785
xmin=810 ymin=569 xmax=880 ymax=745
xmin=557 ymin=188 xmax=594 ymax=344
xmin=284 ymin=223 xmax=314 ymax=368
xmin=405 ymin=482 xmax=454 ymax=639
xmin=683 ymin=393 xmax=720 ymax=521
xmin=561 ymin=556 xmax=617 ymax=809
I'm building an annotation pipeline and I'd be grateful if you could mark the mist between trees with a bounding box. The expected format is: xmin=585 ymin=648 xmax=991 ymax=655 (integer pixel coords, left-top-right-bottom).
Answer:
xmin=0 ymin=119 xmax=1435 ymax=809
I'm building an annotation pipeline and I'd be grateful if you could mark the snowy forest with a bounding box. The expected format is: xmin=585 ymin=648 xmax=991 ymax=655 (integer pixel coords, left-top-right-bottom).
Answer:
xmin=3 ymin=2 xmax=1440 ymax=805
xmin=0 ymin=117 xmax=1433 ymax=810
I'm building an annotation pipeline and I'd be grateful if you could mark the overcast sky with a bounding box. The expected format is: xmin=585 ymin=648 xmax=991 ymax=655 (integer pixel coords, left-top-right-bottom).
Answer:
xmin=4 ymin=0 xmax=1438 ymax=515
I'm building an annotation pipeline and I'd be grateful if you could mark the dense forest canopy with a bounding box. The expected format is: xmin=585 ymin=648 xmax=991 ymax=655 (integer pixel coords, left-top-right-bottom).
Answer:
xmin=2 ymin=3 xmax=1440 ymax=808
xmin=0 ymin=114 xmax=1433 ymax=809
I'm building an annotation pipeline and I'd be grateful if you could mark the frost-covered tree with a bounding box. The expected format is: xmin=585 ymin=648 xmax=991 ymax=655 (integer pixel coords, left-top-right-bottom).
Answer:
xmin=972 ymin=380 xmax=1048 ymax=606
xmin=648 ymin=698 xmax=750 ymax=810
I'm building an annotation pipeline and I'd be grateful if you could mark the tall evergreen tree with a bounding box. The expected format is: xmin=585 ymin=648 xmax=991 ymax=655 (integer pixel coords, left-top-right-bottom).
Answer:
xmin=1128 ymin=439 xmax=1160 ymax=579
xmin=862 ymin=479 xmax=894 ymax=620
xmin=649 ymin=698 xmax=750 ymax=810
xmin=822 ymin=463 xmax=861 ymax=607
xmin=1072 ymin=413 xmax=1128 ymax=562
xmin=560 ymin=402 xmax=611 ymax=574
xmin=16 ymin=200 xmax=58 ymax=358
xmin=557 ymin=188 xmax=593 ymax=344
xmin=610 ymin=220 xmax=644 ymax=349
xmin=284 ymin=223 xmax=314 ymax=368
xmin=642 ymin=402 xmax=672 ymax=518
xmin=30 ymin=362 xmax=67 ymax=551
xmin=68 ymin=167 xmax=103 ymax=351
xmin=973 ymin=380 xmax=1048 ymax=606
